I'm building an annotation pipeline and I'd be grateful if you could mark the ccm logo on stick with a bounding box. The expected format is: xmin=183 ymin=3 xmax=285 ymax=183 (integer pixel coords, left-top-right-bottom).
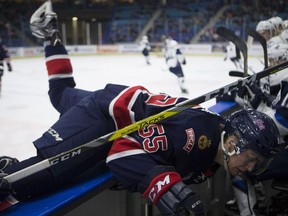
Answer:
xmin=50 ymin=149 xmax=82 ymax=165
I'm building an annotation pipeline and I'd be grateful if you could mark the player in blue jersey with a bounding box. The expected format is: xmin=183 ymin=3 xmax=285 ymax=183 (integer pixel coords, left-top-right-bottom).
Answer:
xmin=0 ymin=1 xmax=282 ymax=215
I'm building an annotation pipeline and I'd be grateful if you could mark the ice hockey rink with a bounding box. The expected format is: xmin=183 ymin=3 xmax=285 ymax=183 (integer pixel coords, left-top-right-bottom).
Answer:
xmin=0 ymin=53 xmax=264 ymax=161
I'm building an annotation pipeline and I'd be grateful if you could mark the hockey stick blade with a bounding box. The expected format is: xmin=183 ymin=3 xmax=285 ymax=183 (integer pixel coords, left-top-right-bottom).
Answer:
xmin=5 ymin=60 xmax=288 ymax=183
xmin=216 ymin=27 xmax=248 ymax=77
xmin=229 ymin=71 xmax=251 ymax=77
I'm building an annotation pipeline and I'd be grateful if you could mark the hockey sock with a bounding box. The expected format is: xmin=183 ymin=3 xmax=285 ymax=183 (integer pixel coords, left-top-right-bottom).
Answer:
xmin=45 ymin=43 xmax=73 ymax=80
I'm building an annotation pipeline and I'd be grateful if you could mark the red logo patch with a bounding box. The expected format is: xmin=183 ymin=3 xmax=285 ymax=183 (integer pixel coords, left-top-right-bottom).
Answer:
xmin=183 ymin=128 xmax=195 ymax=153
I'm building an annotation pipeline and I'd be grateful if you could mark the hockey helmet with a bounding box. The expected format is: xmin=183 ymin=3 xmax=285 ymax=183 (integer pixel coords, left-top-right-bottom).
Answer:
xmin=224 ymin=108 xmax=281 ymax=174
xmin=283 ymin=20 xmax=288 ymax=30
xmin=269 ymin=16 xmax=284 ymax=33
xmin=256 ymin=20 xmax=275 ymax=38
xmin=280 ymin=29 xmax=288 ymax=42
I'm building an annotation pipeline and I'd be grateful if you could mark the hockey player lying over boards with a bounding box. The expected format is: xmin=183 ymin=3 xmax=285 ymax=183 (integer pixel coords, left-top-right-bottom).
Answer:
xmin=0 ymin=1 xmax=282 ymax=215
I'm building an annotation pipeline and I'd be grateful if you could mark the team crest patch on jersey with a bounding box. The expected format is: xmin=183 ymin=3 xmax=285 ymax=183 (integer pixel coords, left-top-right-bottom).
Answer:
xmin=183 ymin=128 xmax=195 ymax=153
xmin=198 ymin=135 xmax=211 ymax=150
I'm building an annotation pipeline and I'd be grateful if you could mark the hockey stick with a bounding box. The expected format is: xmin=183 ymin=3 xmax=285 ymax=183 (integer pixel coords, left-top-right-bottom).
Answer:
xmin=230 ymin=28 xmax=268 ymax=78
xmin=216 ymin=27 xmax=248 ymax=77
xmin=246 ymin=27 xmax=268 ymax=69
xmin=5 ymin=60 xmax=288 ymax=184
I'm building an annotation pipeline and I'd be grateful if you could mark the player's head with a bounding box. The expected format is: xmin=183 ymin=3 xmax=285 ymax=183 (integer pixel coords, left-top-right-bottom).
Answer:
xmin=283 ymin=20 xmax=288 ymax=30
xmin=269 ymin=16 xmax=284 ymax=35
xmin=256 ymin=20 xmax=275 ymax=41
xmin=222 ymin=108 xmax=280 ymax=175
xmin=142 ymin=35 xmax=148 ymax=40
xmin=280 ymin=29 xmax=288 ymax=43
xmin=268 ymin=43 xmax=288 ymax=66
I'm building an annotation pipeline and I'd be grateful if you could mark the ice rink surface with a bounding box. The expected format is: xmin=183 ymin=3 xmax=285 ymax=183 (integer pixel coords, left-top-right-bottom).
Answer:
xmin=0 ymin=53 xmax=264 ymax=160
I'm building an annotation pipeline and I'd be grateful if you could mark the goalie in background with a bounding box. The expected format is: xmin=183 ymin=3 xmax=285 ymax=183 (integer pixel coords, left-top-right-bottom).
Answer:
xmin=0 ymin=1 xmax=283 ymax=216
xmin=0 ymin=35 xmax=12 ymax=96
xmin=139 ymin=35 xmax=151 ymax=65
xmin=224 ymin=41 xmax=243 ymax=70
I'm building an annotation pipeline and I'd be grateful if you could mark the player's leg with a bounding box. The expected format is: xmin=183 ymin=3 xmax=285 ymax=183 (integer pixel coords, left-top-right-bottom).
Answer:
xmin=142 ymin=48 xmax=150 ymax=65
xmin=169 ymin=64 xmax=188 ymax=94
xmin=30 ymin=0 xmax=92 ymax=114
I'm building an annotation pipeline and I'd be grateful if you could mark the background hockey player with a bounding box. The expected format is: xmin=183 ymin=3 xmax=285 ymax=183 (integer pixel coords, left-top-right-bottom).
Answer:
xmin=139 ymin=35 xmax=151 ymax=65
xmin=0 ymin=35 xmax=12 ymax=96
xmin=163 ymin=37 xmax=188 ymax=94
xmin=0 ymin=1 xmax=282 ymax=215
xmin=256 ymin=20 xmax=276 ymax=42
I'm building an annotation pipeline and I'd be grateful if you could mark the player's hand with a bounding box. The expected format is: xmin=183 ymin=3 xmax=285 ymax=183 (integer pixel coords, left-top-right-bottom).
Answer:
xmin=156 ymin=182 xmax=205 ymax=216
xmin=182 ymin=59 xmax=186 ymax=65
xmin=235 ymin=83 xmax=270 ymax=109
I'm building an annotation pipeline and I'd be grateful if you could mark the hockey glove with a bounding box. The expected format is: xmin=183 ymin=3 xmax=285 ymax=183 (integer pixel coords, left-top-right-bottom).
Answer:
xmin=157 ymin=182 xmax=204 ymax=216
xmin=182 ymin=58 xmax=186 ymax=65
xmin=0 ymin=174 xmax=12 ymax=201
xmin=0 ymin=156 xmax=19 ymax=172
xmin=139 ymin=166 xmax=203 ymax=215
xmin=236 ymin=84 xmax=271 ymax=109
xmin=6 ymin=63 xmax=12 ymax=72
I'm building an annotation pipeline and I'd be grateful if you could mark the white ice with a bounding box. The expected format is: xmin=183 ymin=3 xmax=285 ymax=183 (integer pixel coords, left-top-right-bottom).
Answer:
xmin=0 ymin=53 xmax=264 ymax=160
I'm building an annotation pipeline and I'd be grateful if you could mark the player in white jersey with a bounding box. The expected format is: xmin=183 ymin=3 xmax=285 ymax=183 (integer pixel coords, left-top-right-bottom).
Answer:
xmin=139 ymin=35 xmax=151 ymax=65
xmin=267 ymin=17 xmax=286 ymax=49
xmin=228 ymin=43 xmax=288 ymax=216
xmin=163 ymin=37 xmax=188 ymax=94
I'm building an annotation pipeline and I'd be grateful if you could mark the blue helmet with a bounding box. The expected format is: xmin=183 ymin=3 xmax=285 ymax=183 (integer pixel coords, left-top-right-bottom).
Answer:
xmin=224 ymin=108 xmax=281 ymax=175
xmin=225 ymin=108 xmax=281 ymax=158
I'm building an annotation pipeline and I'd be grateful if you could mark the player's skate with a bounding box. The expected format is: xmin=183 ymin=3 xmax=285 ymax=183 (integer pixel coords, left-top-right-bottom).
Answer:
xmin=30 ymin=0 xmax=59 ymax=41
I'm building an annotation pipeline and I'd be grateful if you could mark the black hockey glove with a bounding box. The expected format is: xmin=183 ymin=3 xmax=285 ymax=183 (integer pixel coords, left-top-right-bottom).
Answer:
xmin=182 ymin=58 xmax=186 ymax=65
xmin=236 ymin=83 xmax=271 ymax=109
xmin=157 ymin=182 xmax=204 ymax=216
xmin=139 ymin=166 xmax=204 ymax=216
xmin=0 ymin=156 xmax=19 ymax=172
xmin=7 ymin=63 xmax=12 ymax=72
xmin=0 ymin=174 xmax=12 ymax=201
